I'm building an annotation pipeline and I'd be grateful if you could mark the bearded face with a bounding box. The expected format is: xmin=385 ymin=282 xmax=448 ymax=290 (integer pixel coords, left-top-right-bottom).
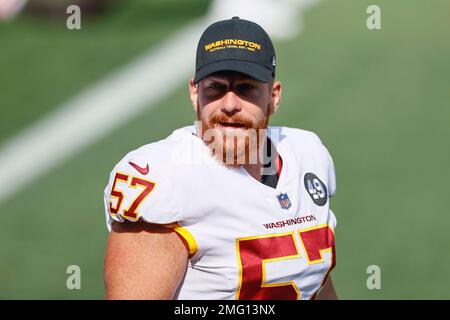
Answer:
xmin=192 ymin=71 xmax=278 ymax=166
xmin=197 ymin=104 xmax=269 ymax=166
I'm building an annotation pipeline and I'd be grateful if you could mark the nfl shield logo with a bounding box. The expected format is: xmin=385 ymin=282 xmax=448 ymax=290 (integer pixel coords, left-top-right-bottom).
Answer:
xmin=277 ymin=193 xmax=291 ymax=210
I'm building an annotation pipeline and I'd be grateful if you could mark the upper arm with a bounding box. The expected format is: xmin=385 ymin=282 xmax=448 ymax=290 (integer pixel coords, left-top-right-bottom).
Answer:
xmin=104 ymin=221 xmax=189 ymax=299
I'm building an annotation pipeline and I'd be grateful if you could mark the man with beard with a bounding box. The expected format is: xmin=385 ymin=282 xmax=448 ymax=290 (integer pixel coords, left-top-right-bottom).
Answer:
xmin=103 ymin=17 xmax=337 ymax=300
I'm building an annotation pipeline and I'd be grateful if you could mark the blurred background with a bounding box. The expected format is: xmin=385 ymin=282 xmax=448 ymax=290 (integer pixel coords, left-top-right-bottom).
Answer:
xmin=0 ymin=0 xmax=449 ymax=299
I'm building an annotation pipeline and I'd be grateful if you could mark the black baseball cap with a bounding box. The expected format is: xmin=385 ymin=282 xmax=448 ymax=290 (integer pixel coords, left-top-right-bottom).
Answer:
xmin=194 ymin=17 xmax=276 ymax=84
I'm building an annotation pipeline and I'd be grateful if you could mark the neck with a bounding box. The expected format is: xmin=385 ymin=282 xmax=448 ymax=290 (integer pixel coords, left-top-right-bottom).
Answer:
xmin=243 ymin=162 xmax=264 ymax=182
xmin=243 ymin=136 xmax=279 ymax=182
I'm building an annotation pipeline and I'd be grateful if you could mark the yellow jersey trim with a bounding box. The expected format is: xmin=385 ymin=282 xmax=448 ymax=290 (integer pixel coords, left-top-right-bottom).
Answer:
xmin=164 ymin=223 xmax=198 ymax=258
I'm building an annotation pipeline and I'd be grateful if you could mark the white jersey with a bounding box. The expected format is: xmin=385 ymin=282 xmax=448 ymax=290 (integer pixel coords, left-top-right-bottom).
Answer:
xmin=103 ymin=125 xmax=337 ymax=300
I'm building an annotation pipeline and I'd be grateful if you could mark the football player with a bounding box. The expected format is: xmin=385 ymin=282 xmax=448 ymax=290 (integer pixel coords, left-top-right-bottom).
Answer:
xmin=103 ymin=17 xmax=337 ymax=300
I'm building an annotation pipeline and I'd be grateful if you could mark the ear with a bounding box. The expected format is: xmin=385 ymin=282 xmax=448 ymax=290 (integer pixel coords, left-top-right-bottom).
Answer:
xmin=189 ymin=78 xmax=199 ymax=112
xmin=270 ymin=80 xmax=282 ymax=115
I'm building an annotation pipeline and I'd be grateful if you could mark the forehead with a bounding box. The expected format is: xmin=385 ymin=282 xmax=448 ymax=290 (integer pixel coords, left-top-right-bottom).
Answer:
xmin=202 ymin=71 xmax=262 ymax=84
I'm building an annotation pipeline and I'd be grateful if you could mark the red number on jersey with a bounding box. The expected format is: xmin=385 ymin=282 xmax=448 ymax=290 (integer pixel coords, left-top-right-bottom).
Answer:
xmin=109 ymin=172 xmax=129 ymax=215
xmin=108 ymin=173 xmax=156 ymax=221
xmin=236 ymin=232 xmax=300 ymax=300
xmin=236 ymin=225 xmax=335 ymax=300
xmin=298 ymin=224 xmax=335 ymax=265
xmin=123 ymin=177 xmax=156 ymax=220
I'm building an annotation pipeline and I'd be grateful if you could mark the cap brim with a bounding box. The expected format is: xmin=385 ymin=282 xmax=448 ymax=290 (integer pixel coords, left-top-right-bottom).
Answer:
xmin=194 ymin=60 xmax=274 ymax=84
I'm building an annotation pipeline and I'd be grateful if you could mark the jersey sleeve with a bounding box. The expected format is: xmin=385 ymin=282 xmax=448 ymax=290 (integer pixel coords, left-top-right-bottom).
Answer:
xmin=324 ymin=145 xmax=336 ymax=198
xmin=309 ymin=131 xmax=336 ymax=198
xmin=315 ymin=135 xmax=337 ymax=229
xmin=103 ymin=149 xmax=182 ymax=231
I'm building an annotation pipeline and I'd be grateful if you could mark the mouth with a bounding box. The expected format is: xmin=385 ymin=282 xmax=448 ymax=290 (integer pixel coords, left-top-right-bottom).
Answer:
xmin=217 ymin=121 xmax=246 ymax=129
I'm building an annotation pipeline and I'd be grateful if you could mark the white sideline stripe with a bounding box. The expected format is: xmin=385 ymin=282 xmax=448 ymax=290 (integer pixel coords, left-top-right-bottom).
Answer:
xmin=0 ymin=19 xmax=205 ymax=203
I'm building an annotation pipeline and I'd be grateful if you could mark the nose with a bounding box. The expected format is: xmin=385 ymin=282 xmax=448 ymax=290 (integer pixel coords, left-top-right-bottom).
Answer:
xmin=221 ymin=91 xmax=242 ymax=116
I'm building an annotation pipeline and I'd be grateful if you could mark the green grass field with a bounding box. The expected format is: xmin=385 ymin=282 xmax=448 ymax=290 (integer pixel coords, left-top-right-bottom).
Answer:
xmin=0 ymin=0 xmax=449 ymax=299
